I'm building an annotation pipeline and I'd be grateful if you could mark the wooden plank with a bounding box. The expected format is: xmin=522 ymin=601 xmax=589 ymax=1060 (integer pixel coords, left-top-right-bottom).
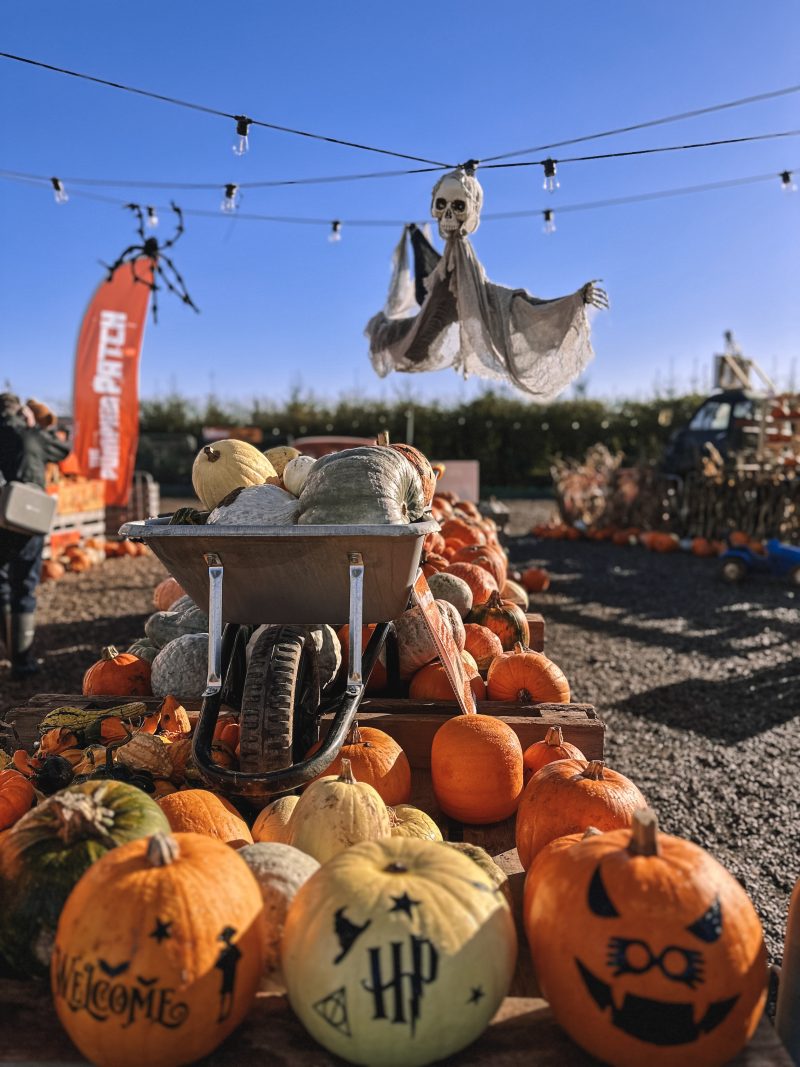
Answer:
xmin=0 ymin=980 xmax=788 ymax=1065
xmin=526 ymin=612 xmax=545 ymax=652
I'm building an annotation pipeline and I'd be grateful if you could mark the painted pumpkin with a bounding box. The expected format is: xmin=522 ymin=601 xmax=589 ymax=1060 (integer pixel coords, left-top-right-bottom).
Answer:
xmin=487 ymin=645 xmax=570 ymax=704
xmin=305 ymin=724 xmax=411 ymax=806
xmin=522 ymin=725 xmax=585 ymax=782
xmin=0 ymin=781 xmax=169 ymax=976
xmin=191 ymin=438 xmax=277 ymax=511
xmin=0 ymin=769 xmax=35 ymax=830
xmin=297 ymin=447 xmax=424 ymax=525
xmin=463 ymin=623 xmax=503 ymax=673
xmin=282 ymin=836 xmax=517 ymax=1067
xmin=516 ymin=759 xmax=647 ymax=869
xmin=252 ymin=795 xmax=300 ymax=844
xmin=239 ymin=841 xmax=320 ymax=984
xmin=157 ymin=789 xmax=253 ymax=848
xmin=82 ymin=646 xmax=152 ymax=697
xmin=52 ymin=832 xmax=266 ymax=1067
xmin=286 ymin=759 xmax=391 ymax=864
xmin=468 ymin=591 xmax=530 ymax=651
xmin=431 ymin=714 xmax=523 ymax=824
xmin=389 ymin=804 xmax=443 ymax=841
xmin=526 ymin=810 xmax=767 ymax=1067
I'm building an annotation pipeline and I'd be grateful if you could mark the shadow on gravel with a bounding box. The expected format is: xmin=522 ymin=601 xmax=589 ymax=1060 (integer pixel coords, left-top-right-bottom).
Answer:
xmin=614 ymin=660 xmax=800 ymax=742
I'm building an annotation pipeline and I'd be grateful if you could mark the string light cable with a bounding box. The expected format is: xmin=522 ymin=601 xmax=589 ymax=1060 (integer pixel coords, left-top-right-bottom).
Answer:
xmin=1 ymin=166 xmax=793 ymax=230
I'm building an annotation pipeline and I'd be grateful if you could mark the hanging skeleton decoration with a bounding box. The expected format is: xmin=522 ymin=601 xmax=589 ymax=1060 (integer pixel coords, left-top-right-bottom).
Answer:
xmin=101 ymin=202 xmax=199 ymax=323
xmin=366 ymin=167 xmax=608 ymax=398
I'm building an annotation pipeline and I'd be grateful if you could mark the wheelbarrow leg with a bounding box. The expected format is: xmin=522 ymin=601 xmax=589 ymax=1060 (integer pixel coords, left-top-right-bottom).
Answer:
xmin=203 ymin=552 xmax=224 ymax=696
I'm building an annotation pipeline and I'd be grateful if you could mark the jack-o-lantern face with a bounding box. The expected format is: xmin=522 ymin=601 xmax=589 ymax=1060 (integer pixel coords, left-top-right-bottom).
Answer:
xmin=526 ymin=812 xmax=768 ymax=1067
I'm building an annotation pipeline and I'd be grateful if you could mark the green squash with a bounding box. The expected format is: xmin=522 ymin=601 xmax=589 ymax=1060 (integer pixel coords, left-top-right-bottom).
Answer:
xmin=150 ymin=632 xmax=209 ymax=700
xmin=0 ymin=780 xmax=169 ymax=977
xmin=144 ymin=604 xmax=208 ymax=649
xmin=297 ymin=446 xmax=425 ymax=525
xmin=443 ymin=841 xmax=513 ymax=906
xmin=125 ymin=637 xmax=159 ymax=663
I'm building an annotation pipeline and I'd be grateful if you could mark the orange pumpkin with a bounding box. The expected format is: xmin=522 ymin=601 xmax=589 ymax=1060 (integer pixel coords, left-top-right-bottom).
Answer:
xmin=336 ymin=624 xmax=387 ymax=693
xmin=408 ymin=658 xmax=487 ymax=702
xmin=441 ymin=517 xmax=486 ymax=547
xmin=423 ymin=530 xmax=446 ymax=556
xmin=432 ymin=494 xmax=454 ymax=517
xmin=691 ymin=537 xmax=716 ymax=557
xmin=729 ymin=530 xmax=749 ymax=547
xmin=522 ymin=826 xmax=601 ymax=917
xmin=305 ymin=723 xmax=411 ymax=805
xmin=522 ymin=725 xmax=585 ymax=782
xmin=453 ymin=500 xmax=481 ymax=520
xmin=451 ymin=544 xmax=507 ymax=587
xmin=463 ymin=623 xmax=504 ymax=673
xmin=516 ymin=758 xmax=647 ymax=869
xmin=153 ymin=575 xmax=186 ymax=611
xmin=157 ymin=789 xmax=253 ymax=848
xmin=526 ymin=810 xmax=767 ymax=1067
xmin=66 ymin=549 xmax=91 ymax=572
xmin=421 ymin=553 xmax=450 ymax=578
xmin=469 ymin=591 xmax=530 ymax=651
xmin=0 ymin=769 xmax=35 ymax=830
xmin=158 ymin=695 xmax=191 ymax=737
xmin=522 ymin=567 xmax=551 ymax=593
xmin=82 ymin=646 xmax=152 ymax=697
xmin=446 ymin=562 xmax=498 ymax=607
xmin=487 ymin=644 xmax=570 ymax=704
xmin=431 ymin=714 xmax=524 ymax=824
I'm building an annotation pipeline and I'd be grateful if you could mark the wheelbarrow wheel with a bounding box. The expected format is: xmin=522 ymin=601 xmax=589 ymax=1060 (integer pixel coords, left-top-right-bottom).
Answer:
xmin=239 ymin=625 xmax=320 ymax=773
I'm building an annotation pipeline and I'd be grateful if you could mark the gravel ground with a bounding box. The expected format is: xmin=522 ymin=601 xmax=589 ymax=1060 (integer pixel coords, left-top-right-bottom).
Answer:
xmin=1 ymin=501 xmax=797 ymax=962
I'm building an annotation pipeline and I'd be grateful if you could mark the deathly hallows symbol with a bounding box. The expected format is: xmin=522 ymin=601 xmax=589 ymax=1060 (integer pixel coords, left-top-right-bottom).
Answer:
xmin=313 ymin=986 xmax=352 ymax=1037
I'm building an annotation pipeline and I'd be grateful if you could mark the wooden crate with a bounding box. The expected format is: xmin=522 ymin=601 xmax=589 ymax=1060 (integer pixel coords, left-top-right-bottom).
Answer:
xmin=0 ymin=695 xmax=786 ymax=1065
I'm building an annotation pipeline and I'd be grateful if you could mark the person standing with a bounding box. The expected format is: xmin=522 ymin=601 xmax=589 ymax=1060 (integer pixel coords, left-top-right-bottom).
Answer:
xmin=0 ymin=393 xmax=70 ymax=678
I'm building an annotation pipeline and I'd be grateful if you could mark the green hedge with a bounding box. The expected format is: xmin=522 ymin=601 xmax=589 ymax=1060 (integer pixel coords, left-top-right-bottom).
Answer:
xmin=139 ymin=391 xmax=703 ymax=490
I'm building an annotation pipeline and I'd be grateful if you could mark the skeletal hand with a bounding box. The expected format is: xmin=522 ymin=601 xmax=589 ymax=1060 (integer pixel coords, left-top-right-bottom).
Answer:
xmin=582 ymin=280 xmax=609 ymax=309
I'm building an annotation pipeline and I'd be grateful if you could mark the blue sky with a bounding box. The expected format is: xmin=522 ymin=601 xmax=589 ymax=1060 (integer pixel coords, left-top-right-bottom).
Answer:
xmin=1 ymin=0 xmax=798 ymax=413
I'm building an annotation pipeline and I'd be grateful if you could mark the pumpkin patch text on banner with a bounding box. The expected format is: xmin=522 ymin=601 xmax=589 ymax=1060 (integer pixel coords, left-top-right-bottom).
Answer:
xmin=71 ymin=261 xmax=151 ymax=507
xmin=411 ymin=571 xmax=476 ymax=715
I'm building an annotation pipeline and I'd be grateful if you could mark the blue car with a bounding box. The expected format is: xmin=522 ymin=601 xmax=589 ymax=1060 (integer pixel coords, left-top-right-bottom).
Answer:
xmin=719 ymin=539 xmax=800 ymax=584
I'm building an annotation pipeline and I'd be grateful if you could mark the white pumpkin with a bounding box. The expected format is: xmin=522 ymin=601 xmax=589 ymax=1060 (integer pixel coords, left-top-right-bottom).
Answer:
xmin=151 ymin=632 xmax=209 ymax=700
xmin=238 ymin=842 xmax=320 ymax=984
xmin=393 ymin=600 xmax=466 ymax=680
xmin=282 ymin=837 xmax=517 ymax=1067
xmin=286 ymin=759 xmax=391 ymax=864
xmin=426 ymin=572 xmax=473 ymax=619
xmin=283 ymin=454 xmax=316 ymax=497
xmin=252 ymin=795 xmax=300 ymax=843
xmin=191 ymin=438 xmax=277 ymax=510
xmin=207 ymin=483 xmax=299 ymax=525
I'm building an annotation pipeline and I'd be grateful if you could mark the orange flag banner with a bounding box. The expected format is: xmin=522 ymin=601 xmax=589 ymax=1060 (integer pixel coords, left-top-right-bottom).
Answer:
xmin=71 ymin=261 xmax=152 ymax=506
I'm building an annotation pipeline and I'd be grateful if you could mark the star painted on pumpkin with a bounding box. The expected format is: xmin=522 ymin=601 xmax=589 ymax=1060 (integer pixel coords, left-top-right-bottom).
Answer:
xmin=149 ymin=917 xmax=173 ymax=943
xmin=389 ymin=893 xmax=422 ymax=918
xmin=468 ymin=986 xmax=485 ymax=1005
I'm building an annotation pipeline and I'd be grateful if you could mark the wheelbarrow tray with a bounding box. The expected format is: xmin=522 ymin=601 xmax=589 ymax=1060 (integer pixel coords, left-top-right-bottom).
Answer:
xmin=118 ymin=518 xmax=439 ymax=623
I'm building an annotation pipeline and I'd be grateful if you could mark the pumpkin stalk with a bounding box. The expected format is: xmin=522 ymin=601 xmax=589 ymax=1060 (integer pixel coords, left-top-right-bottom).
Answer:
xmin=517 ymin=688 xmax=533 ymax=702
xmin=51 ymin=786 xmax=118 ymax=848
xmin=338 ymin=758 xmax=357 ymax=785
xmin=377 ymin=431 xmax=390 ymax=446
xmin=147 ymin=832 xmax=181 ymax=867
xmin=203 ymin=445 xmax=221 ymax=463
xmin=385 ymin=861 xmax=408 ymax=873
xmin=545 ymin=726 xmax=564 ymax=747
xmin=628 ymin=808 xmax=661 ymax=857
xmin=346 ymin=723 xmax=364 ymax=746
xmin=582 ymin=760 xmax=606 ymax=781
xmin=101 ymin=646 xmax=120 ymax=661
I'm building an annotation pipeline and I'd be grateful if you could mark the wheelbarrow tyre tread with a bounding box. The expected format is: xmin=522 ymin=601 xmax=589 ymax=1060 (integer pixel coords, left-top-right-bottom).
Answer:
xmin=239 ymin=625 xmax=314 ymax=773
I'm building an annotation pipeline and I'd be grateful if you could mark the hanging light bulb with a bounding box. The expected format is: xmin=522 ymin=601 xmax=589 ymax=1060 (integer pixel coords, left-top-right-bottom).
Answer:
xmin=543 ymin=209 xmax=556 ymax=235
xmin=542 ymin=158 xmax=559 ymax=193
xmin=146 ymin=205 xmax=159 ymax=228
xmin=50 ymin=177 xmax=68 ymax=204
xmin=221 ymin=183 xmax=239 ymax=213
xmin=233 ymin=115 xmax=252 ymax=156
xmin=328 ymin=220 xmax=342 ymax=243
xmin=781 ymin=170 xmax=797 ymax=193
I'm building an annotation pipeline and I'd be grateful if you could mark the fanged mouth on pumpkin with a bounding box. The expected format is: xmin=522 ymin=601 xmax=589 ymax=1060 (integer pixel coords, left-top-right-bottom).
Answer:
xmin=575 ymin=959 xmax=739 ymax=1047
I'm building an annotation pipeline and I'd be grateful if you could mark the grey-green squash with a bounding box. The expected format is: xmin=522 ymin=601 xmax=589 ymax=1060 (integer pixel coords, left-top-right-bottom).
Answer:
xmin=297 ymin=447 xmax=424 ymax=525
xmin=145 ymin=604 xmax=209 ymax=649
xmin=0 ymin=781 xmax=169 ymax=976
xmin=150 ymin=632 xmax=209 ymax=700
xmin=207 ymin=484 xmax=299 ymax=526
xmin=126 ymin=637 xmax=159 ymax=663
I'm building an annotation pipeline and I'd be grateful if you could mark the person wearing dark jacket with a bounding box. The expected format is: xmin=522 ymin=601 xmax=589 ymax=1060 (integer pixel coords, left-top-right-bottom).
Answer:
xmin=0 ymin=393 xmax=70 ymax=678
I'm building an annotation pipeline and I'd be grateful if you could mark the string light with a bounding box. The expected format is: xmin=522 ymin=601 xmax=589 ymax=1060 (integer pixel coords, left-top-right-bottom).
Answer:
xmin=542 ymin=158 xmax=559 ymax=192
xmin=328 ymin=220 xmax=342 ymax=243
xmin=781 ymin=169 xmax=797 ymax=192
xmin=543 ymin=208 xmax=556 ymax=234
xmin=233 ymin=116 xmax=252 ymax=156
xmin=50 ymin=176 xmax=68 ymax=204
xmin=220 ymin=183 xmax=239 ymax=213
xmin=146 ymin=205 xmax=159 ymax=227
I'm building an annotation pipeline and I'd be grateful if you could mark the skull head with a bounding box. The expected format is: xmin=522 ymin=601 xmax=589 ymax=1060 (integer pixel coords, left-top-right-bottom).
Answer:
xmin=431 ymin=167 xmax=483 ymax=240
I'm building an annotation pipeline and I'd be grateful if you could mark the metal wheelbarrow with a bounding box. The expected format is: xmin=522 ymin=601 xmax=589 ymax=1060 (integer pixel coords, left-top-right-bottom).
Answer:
xmin=119 ymin=519 xmax=438 ymax=799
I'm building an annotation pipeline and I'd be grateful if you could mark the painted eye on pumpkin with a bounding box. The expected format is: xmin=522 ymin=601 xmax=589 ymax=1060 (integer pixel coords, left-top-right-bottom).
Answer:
xmin=587 ymin=866 xmax=620 ymax=918
xmin=606 ymin=937 xmax=705 ymax=989
xmin=686 ymin=896 xmax=723 ymax=943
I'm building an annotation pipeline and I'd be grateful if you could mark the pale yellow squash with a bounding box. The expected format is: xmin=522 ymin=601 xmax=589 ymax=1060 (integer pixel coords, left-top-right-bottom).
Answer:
xmin=191 ymin=439 xmax=277 ymax=510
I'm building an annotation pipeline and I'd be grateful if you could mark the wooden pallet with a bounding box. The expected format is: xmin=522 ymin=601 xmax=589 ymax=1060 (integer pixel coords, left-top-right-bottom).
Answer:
xmin=44 ymin=508 xmax=106 ymax=559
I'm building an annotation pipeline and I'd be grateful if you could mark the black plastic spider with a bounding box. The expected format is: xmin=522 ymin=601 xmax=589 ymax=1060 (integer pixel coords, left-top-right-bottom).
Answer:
xmin=101 ymin=201 xmax=199 ymax=323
